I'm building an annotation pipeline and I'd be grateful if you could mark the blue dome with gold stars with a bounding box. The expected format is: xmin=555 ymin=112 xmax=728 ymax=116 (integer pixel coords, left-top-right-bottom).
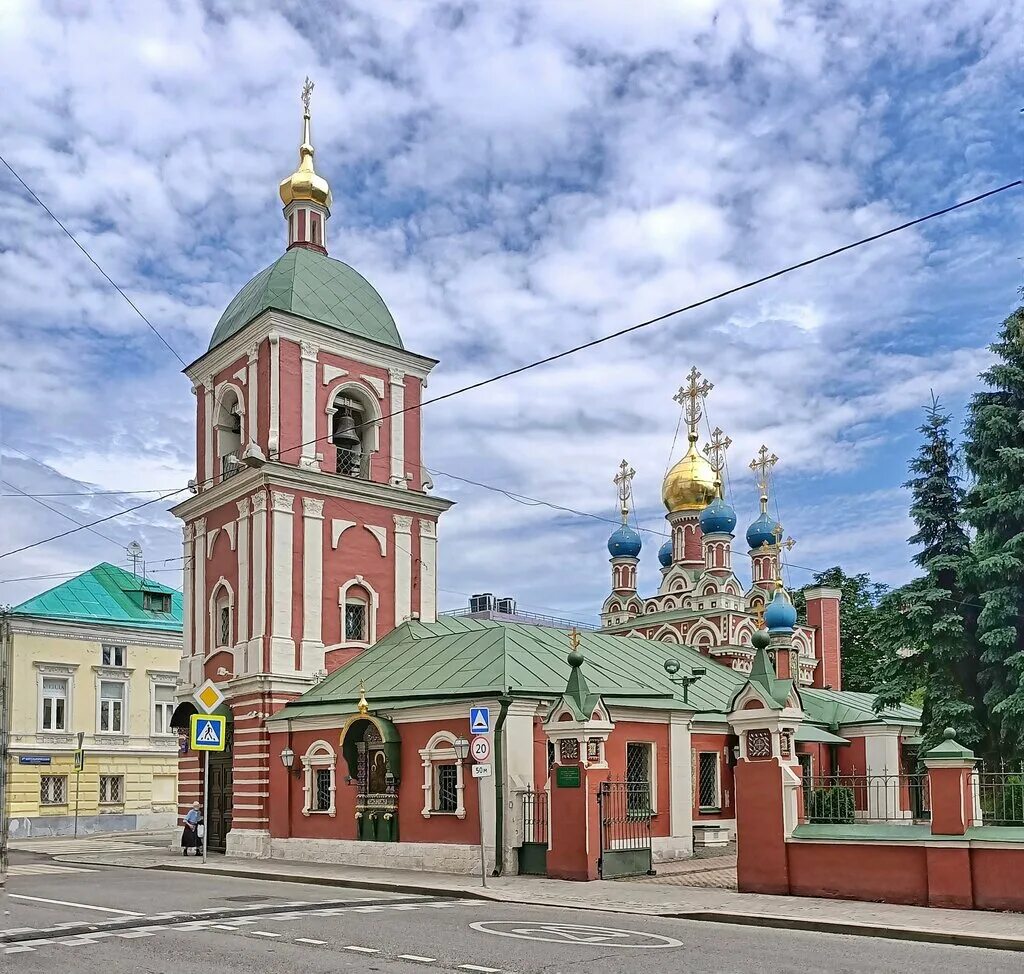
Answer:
xmin=658 ymin=539 xmax=673 ymax=567
xmin=746 ymin=510 xmax=779 ymax=550
xmin=699 ymin=496 xmax=737 ymax=535
xmin=608 ymin=523 xmax=642 ymax=558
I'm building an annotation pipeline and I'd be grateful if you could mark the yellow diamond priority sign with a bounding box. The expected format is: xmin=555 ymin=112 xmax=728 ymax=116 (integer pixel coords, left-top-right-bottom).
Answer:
xmin=193 ymin=678 xmax=225 ymax=715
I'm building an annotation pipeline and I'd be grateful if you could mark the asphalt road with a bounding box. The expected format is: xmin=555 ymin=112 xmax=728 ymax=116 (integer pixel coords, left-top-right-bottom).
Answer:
xmin=2 ymin=852 xmax=1019 ymax=972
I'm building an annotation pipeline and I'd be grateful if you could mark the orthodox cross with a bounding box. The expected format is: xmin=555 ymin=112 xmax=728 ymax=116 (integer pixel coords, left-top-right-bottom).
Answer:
xmin=613 ymin=459 xmax=636 ymax=521
xmin=703 ymin=427 xmax=732 ymax=494
xmin=301 ymin=76 xmax=315 ymax=114
xmin=752 ymin=602 xmax=766 ymax=630
xmin=749 ymin=444 xmax=778 ymax=493
xmin=673 ymin=366 xmax=713 ymax=437
xmin=772 ymin=521 xmax=796 ymax=553
xmin=568 ymin=628 xmax=581 ymax=652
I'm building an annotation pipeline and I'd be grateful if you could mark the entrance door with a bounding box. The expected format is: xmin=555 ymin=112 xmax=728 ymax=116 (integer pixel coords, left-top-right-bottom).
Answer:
xmin=206 ymin=742 xmax=233 ymax=854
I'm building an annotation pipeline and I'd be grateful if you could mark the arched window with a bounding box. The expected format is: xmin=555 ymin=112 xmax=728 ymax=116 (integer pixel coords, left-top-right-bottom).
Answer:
xmin=216 ymin=388 xmax=243 ymax=482
xmin=338 ymin=577 xmax=378 ymax=647
xmin=301 ymin=740 xmax=336 ymax=817
xmin=211 ymin=582 xmax=233 ymax=651
xmin=419 ymin=731 xmax=466 ymax=819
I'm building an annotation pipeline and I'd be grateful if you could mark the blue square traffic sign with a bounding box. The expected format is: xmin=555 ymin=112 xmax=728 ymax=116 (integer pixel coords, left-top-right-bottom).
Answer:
xmin=190 ymin=713 xmax=227 ymax=751
xmin=470 ymin=706 xmax=490 ymax=734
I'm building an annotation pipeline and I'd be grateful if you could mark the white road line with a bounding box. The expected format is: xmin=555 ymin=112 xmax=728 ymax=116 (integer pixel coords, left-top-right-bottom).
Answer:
xmin=459 ymin=966 xmax=501 ymax=973
xmin=295 ymin=938 xmax=327 ymax=945
xmin=116 ymin=931 xmax=155 ymax=939
xmin=250 ymin=931 xmax=281 ymax=938
xmin=343 ymin=945 xmax=379 ymax=953
xmin=8 ymin=894 xmax=144 ymax=916
xmin=399 ymin=955 xmax=437 ymax=963
xmin=5 ymin=945 xmax=36 ymax=954
xmin=390 ymin=904 xmax=419 ymax=911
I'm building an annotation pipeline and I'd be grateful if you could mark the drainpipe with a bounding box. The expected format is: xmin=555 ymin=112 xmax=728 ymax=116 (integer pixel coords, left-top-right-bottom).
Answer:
xmin=492 ymin=693 xmax=513 ymax=876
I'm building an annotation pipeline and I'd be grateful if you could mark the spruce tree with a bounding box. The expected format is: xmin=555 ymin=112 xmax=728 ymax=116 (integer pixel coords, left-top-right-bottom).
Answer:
xmin=873 ymin=396 xmax=983 ymax=753
xmin=964 ymin=306 xmax=1024 ymax=760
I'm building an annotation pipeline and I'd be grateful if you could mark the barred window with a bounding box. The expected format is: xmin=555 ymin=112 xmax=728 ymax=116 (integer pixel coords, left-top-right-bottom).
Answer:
xmin=99 ymin=774 xmax=124 ymax=804
xmin=698 ymin=751 xmax=721 ymax=810
xmin=435 ymin=765 xmax=458 ymax=813
xmin=40 ymin=775 xmax=67 ymax=805
xmin=219 ymin=606 xmax=231 ymax=646
xmin=345 ymin=601 xmax=367 ymax=642
xmin=314 ymin=769 xmax=332 ymax=812
xmin=625 ymin=742 xmax=652 ymax=813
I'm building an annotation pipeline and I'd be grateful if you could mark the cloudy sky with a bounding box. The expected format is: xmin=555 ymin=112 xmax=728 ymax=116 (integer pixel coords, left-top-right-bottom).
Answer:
xmin=0 ymin=0 xmax=1020 ymax=620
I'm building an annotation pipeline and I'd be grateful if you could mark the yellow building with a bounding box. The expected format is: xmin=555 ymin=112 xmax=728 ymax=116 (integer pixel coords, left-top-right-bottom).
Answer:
xmin=3 ymin=564 xmax=182 ymax=837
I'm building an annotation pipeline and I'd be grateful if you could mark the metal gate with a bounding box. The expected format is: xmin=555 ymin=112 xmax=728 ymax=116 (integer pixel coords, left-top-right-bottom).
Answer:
xmin=597 ymin=779 xmax=653 ymax=879
xmin=517 ymin=787 xmax=548 ymax=875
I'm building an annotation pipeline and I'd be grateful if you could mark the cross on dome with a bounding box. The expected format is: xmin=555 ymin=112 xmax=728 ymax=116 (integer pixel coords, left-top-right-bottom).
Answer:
xmin=613 ymin=459 xmax=636 ymax=522
xmin=673 ymin=366 xmax=714 ymax=439
xmin=749 ymin=445 xmax=779 ymax=494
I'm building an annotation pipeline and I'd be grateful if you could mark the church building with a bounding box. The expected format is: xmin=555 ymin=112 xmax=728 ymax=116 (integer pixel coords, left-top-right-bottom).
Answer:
xmin=171 ymin=84 xmax=922 ymax=874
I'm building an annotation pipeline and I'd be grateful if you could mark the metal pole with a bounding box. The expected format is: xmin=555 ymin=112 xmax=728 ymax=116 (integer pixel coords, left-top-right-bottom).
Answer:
xmin=0 ymin=611 xmax=12 ymax=895
xmin=202 ymin=750 xmax=210 ymax=864
xmin=73 ymin=730 xmax=84 ymax=838
xmin=476 ymin=770 xmax=487 ymax=888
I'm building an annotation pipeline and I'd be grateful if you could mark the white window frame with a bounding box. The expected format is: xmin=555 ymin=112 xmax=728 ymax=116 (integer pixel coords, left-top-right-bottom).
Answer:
xmin=419 ymin=731 xmax=466 ymax=819
xmin=151 ymin=680 xmax=177 ymax=737
xmin=97 ymin=678 xmax=128 ymax=735
xmin=99 ymin=774 xmax=125 ymax=806
xmin=697 ymin=750 xmax=722 ymax=811
xmin=208 ymin=577 xmax=235 ymax=653
xmin=625 ymin=741 xmax=658 ymax=815
xmin=101 ymin=644 xmax=127 ymax=667
xmin=337 ymin=576 xmax=379 ymax=647
xmin=301 ymin=740 xmax=336 ymax=817
xmin=39 ymin=675 xmax=70 ymax=733
xmin=40 ymin=774 xmax=68 ymax=806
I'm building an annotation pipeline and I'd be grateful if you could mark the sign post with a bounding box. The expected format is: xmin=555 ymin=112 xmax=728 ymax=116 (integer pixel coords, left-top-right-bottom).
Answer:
xmin=73 ymin=731 xmax=84 ymax=839
xmin=468 ymin=708 xmax=491 ymax=889
xmin=192 ymin=681 xmax=226 ymax=865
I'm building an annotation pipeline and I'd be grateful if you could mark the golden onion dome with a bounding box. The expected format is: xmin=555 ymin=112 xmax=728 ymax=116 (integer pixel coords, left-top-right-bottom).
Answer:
xmin=279 ymin=89 xmax=332 ymax=209
xmin=662 ymin=433 xmax=718 ymax=513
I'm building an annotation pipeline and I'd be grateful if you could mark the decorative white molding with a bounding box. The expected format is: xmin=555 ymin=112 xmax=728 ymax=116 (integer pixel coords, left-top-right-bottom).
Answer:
xmin=237 ymin=500 xmax=250 ymax=649
xmin=302 ymin=497 xmax=325 ymax=518
xmin=252 ymin=490 xmax=268 ymax=512
xmin=322 ymin=364 xmax=349 ymax=386
xmin=393 ymin=515 xmax=412 ymax=627
xmin=193 ymin=519 xmax=207 ymax=657
xmin=203 ymin=384 xmax=214 ymax=491
xmin=301 ymin=496 xmax=325 ymax=670
xmin=247 ymin=342 xmax=260 ymax=451
xmin=251 ymin=492 xmax=268 ymax=642
xmin=300 ymin=342 xmax=319 ymax=468
xmin=270 ymin=488 xmax=295 ymax=672
xmin=338 ymin=575 xmax=380 ymax=647
xmin=364 ymin=524 xmax=387 ymax=557
xmin=206 ymin=527 xmax=221 ymax=559
xmin=331 ymin=519 xmax=356 ymax=549
xmin=271 ymin=490 xmax=295 ymax=513
xmin=300 ymin=340 xmax=319 ymax=361
xmin=268 ymin=331 xmax=280 ymax=455
xmin=232 ymin=367 xmax=247 ymax=386
xmin=393 ymin=514 xmax=413 ymax=532
xmin=301 ymin=740 xmax=337 ymax=817
xmin=418 ymin=518 xmax=437 ymax=624
xmin=362 ymin=373 xmax=386 ymax=399
xmin=420 ymin=731 xmax=466 ymax=819
xmin=389 ymin=370 xmax=405 ymax=487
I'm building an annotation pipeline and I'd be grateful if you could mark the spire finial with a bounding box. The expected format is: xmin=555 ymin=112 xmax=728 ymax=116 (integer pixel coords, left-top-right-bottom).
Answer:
xmin=673 ymin=366 xmax=714 ymax=443
xmin=703 ymin=426 xmax=732 ymax=497
xmin=613 ymin=459 xmax=636 ymax=523
xmin=356 ymin=682 xmax=369 ymax=715
xmin=749 ymin=445 xmax=778 ymax=513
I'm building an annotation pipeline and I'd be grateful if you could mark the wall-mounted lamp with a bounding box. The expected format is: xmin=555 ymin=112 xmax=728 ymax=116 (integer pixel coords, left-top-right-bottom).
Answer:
xmin=453 ymin=737 xmax=470 ymax=762
xmin=279 ymin=746 xmax=300 ymax=776
xmin=663 ymin=659 xmax=706 ymax=705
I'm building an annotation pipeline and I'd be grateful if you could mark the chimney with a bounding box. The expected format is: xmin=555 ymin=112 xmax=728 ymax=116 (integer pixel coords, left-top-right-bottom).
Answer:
xmin=804 ymin=587 xmax=842 ymax=690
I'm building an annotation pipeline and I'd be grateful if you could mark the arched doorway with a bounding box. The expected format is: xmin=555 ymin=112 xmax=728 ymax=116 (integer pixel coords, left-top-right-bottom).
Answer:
xmin=339 ymin=711 xmax=401 ymax=842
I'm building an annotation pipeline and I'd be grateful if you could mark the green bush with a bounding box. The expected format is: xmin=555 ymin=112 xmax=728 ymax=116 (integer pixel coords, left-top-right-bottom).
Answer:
xmin=807 ymin=785 xmax=855 ymax=824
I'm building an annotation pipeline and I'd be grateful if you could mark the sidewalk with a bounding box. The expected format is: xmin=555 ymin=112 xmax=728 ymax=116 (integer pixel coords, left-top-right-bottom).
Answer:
xmin=136 ymin=854 xmax=1024 ymax=952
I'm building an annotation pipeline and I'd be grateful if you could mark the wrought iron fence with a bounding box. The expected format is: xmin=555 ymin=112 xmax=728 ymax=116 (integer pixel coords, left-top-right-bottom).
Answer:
xmin=520 ymin=787 xmax=548 ymax=845
xmin=598 ymin=778 xmax=653 ymax=849
xmin=971 ymin=767 xmax=1024 ymax=826
xmin=803 ymin=772 xmax=930 ymax=824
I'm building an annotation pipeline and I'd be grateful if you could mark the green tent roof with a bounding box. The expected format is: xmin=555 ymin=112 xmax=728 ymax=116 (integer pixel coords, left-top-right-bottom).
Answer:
xmin=209 ymin=248 xmax=403 ymax=351
xmin=12 ymin=563 xmax=183 ymax=633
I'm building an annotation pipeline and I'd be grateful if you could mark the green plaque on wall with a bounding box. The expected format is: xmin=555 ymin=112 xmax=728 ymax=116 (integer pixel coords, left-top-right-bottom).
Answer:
xmin=556 ymin=765 xmax=581 ymax=788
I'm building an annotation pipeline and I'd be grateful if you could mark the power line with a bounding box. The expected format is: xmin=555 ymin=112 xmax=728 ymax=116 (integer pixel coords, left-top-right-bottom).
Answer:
xmin=2 ymin=479 xmax=127 ymax=549
xmin=0 ymin=488 xmax=180 ymax=498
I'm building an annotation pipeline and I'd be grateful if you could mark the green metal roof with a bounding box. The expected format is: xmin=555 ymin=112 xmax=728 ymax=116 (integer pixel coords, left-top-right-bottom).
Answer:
xmin=12 ymin=563 xmax=183 ymax=633
xmin=275 ymin=616 xmax=922 ymax=732
xmin=800 ymin=687 xmax=921 ymax=728
xmin=209 ymin=248 xmax=403 ymax=351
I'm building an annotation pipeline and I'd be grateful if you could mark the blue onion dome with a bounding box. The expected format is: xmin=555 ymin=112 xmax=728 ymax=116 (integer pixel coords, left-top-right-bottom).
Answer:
xmin=608 ymin=523 xmax=642 ymax=558
xmin=746 ymin=510 xmax=779 ymax=550
xmin=765 ymin=586 xmax=798 ymax=633
xmin=699 ymin=495 xmax=737 ymax=535
xmin=658 ymin=538 xmax=673 ymax=567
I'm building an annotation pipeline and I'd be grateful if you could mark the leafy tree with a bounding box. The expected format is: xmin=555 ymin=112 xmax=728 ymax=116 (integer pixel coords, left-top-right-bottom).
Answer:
xmin=793 ymin=566 xmax=889 ymax=692
xmin=872 ymin=396 xmax=984 ymax=754
xmin=964 ymin=307 xmax=1024 ymax=760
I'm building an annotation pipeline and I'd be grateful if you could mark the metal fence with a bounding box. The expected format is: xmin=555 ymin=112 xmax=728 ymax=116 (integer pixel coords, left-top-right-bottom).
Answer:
xmin=803 ymin=772 xmax=930 ymax=824
xmin=971 ymin=767 xmax=1024 ymax=826
xmin=520 ymin=787 xmax=549 ymax=845
xmin=598 ymin=779 xmax=653 ymax=879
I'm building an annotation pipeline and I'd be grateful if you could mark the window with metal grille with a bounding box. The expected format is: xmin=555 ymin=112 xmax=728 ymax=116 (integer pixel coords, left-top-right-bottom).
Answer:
xmin=102 ymin=644 xmax=126 ymax=666
xmin=153 ymin=684 xmax=175 ymax=735
xmin=99 ymin=681 xmax=125 ymax=733
xmin=345 ymin=601 xmax=367 ymax=642
xmin=40 ymin=775 xmax=67 ymax=805
xmin=435 ymin=765 xmax=458 ymax=813
xmin=698 ymin=752 xmax=721 ymax=810
xmin=219 ymin=605 xmax=231 ymax=646
xmin=625 ymin=742 xmax=652 ymax=813
xmin=314 ymin=768 xmax=332 ymax=812
xmin=99 ymin=774 xmax=124 ymax=804
xmin=41 ymin=678 xmax=68 ymax=732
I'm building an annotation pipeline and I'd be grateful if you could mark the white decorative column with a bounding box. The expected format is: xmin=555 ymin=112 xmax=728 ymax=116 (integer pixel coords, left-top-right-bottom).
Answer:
xmin=192 ymin=517 xmax=207 ymax=662
xmin=181 ymin=525 xmax=195 ymax=684
xmin=203 ymin=380 xmax=214 ymax=488
xmin=247 ymin=342 xmax=259 ymax=448
xmin=236 ymin=498 xmax=251 ymax=649
xmin=270 ymin=490 xmax=295 ymax=672
xmin=299 ymin=341 xmax=319 ymax=469
xmin=393 ymin=514 xmax=413 ymax=627
xmin=301 ymin=497 xmax=326 ymax=672
xmin=268 ymin=331 xmax=280 ymax=456
xmin=388 ymin=368 xmax=406 ymax=487
xmin=250 ymin=491 xmax=268 ymax=672
xmin=418 ymin=518 xmax=437 ymax=623
xmin=668 ymin=713 xmax=695 ymax=858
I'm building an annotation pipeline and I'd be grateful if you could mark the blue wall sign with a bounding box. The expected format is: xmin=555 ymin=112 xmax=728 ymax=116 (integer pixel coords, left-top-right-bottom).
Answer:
xmin=19 ymin=755 xmax=52 ymax=765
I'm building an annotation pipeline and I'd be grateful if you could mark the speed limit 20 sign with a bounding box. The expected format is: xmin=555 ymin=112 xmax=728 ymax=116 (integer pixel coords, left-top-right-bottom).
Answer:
xmin=471 ymin=736 xmax=491 ymax=762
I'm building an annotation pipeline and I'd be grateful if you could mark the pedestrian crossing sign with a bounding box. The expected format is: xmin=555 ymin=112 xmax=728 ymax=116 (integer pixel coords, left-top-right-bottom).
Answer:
xmin=470 ymin=706 xmax=490 ymax=734
xmin=189 ymin=713 xmax=227 ymax=752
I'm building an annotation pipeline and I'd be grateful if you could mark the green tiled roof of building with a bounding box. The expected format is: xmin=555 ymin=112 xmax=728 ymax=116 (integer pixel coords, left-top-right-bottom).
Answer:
xmin=12 ymin=563 xmax=183 ymax=632
xmin=209 ymin=248 xmax=403 ymax=351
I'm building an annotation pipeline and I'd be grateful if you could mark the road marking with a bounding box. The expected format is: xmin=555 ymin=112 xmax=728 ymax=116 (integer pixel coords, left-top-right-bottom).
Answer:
xmin=470 ymin=921 xmax=683 ymax=948
xmin=116 ymin=931 xmax=155 ymax=939
xmin=250 ymin=931 xmax=281 ymax=938
xmin=8 ymin=894 xmax=144 ymax=916
xmin=4 ymin=945 xmax=36 ymax=954
xmin=390 ymin=904 xmax=419 ymax=911
xmin=459 ymin=966 xmax=501 ymax=973
xmin=295 ymin=938 xmax=328 ymax=946
xmin=399 ymin=955 xmax=437 ymax=963
xmin=7 ymin=863 xmax=96 ymax=877
xmin=344 ymin=945 xmax=380 ymax=953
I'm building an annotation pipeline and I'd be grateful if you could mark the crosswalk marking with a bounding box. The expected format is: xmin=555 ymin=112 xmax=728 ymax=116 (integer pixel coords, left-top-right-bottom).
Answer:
xmin=399 ymin=955 xmax=437 ymax=963
xmin=296 ymin=938 xmax=327 ymax=946
xmin=343 ymin=945 xmax=379 ymax=953
xmin=7 ymin=863 xmax=96 ymax=877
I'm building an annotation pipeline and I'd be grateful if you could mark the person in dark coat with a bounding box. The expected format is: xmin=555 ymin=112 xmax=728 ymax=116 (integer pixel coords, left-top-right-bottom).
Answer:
xmin=181 ymin=802 xmax=203 ymax=856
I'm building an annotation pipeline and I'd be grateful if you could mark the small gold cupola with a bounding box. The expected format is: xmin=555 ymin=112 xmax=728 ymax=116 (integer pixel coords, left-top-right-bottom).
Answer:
xmin=279 ymin=77 xmax=332 ymax=254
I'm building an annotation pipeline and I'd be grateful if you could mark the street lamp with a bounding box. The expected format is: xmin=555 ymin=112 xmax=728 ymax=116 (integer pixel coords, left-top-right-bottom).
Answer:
xmin=453 ymin=737 xmax=470 ymax=761
xmin=279 ymin=746 xmax=295 ymax=770
xmin=663 ymin=659 xmax=706 ymax=705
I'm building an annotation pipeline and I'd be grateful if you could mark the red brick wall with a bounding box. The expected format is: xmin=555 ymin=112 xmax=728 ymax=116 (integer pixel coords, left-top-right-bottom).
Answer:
xmin=806 ymin=592 xmax=841 ymax=690
xmin=787 ymin=842 xmax=928 ymax=905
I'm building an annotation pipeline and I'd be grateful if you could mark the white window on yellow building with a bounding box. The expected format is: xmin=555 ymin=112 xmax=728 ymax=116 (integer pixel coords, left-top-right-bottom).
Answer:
xmin=40 ymin=677 xmax=69 ymax=732
xmin=99 ymin=680 xmax=126 ymax=734
xmin=99 ymin=774 xmax=124 ymax=805
xmin=152 ymin=684 xmax=176 ymax=735
xmin=40 ymin=775 xmax=68 ymax=806
xmin=102 ymin=644 xmax=126 ymax=666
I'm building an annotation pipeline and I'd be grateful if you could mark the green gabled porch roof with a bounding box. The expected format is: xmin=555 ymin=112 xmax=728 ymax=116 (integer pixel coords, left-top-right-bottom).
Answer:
xmin=801 ymin=687 xmax=921 ymax=729
xmin=12 ymin=563 xmax=183 ymax=633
